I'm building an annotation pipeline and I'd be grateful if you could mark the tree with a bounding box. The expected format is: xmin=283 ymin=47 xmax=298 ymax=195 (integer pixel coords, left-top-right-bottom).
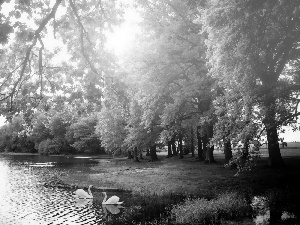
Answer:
xmin=0 ymin=113 xmax=35 ymax=152
xmin=67 ymin=114 xmax=102 ymax=154
xmin=204 ymin=0 xmax=300 ymax=166
xmin=95 ymin=79 xmax=129 ymax=155
xmin=124 ymin=100 xmax=148 ymax=161
xmin=0 ymin=0 xmax=123 ymax=119
xmin=29 ymin=110 xmax=52 ymax=150
xmin=123 ymin=0 xmax=216 ymax=163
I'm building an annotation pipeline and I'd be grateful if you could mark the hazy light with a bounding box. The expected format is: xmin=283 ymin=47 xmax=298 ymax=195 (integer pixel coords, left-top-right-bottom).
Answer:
xmin=106 ymin=5 xmax=141 ymax=58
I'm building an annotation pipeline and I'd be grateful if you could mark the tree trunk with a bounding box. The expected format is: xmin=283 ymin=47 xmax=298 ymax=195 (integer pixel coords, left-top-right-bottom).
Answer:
xmin=202 ymin=133 xmax=208 ymax=160
xmin=204 ymin=146 xmax=216 ymax=163
xmin=263 ymin=97 xmax=284 ymax=167
xmin=197 ymin=127 xmax=204 ymax=161
xmin=127 ymin=150 xmax=133 ymax=159
xmin=167 ymin=141 xmax=173 ymax=158
xmin=204 ymin=124 xmax=216 ymax=163
xmin=149 ymin=144 xmax=158 ymax=161
xmin=139 ymin=149 xmax=144 ymax=160
xmin=224 ymin=138 xmax=232 ymax=163
xmin=190 ymin=127 xmax=195 ymax=157
xmin=267 ymin=126 xmax=284 ymax=167
xmin=179 ymin=133 xmax=183 ymax=159
xmin=146 ymin=148 xmax=150 ymax=156
xmin=133 ymin=147 xmax=140 ymax=162
xmin=171 ymin=136 xmax=177 ymax=156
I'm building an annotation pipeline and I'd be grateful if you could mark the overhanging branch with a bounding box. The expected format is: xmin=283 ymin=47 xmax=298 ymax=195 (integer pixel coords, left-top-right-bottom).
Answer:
xmin=0 ymin=0 xmax=63 ymax=104
xmin=69 ymin=0 xmax=103 ymax=81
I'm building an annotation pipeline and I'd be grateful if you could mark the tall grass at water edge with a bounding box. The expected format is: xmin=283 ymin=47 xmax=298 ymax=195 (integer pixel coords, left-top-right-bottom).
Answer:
xmin=171 ymin=192 xmax=251 ymax=224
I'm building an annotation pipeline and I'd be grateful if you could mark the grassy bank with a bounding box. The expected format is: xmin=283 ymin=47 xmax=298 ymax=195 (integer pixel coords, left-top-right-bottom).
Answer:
xmin=57 ymin=150 xmax=300 ymax=224
xmin=59 ymin=151 xmax=300 ymax=197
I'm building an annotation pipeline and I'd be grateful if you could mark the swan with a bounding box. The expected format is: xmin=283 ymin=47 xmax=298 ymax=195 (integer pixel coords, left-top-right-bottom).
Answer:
xmin=102 ymin=204 xmax=124 ymax=219
xmin=73 ymin=185 xmax=93 ymax=199
xmin=102 ymin=192 xmax=123 ymax=204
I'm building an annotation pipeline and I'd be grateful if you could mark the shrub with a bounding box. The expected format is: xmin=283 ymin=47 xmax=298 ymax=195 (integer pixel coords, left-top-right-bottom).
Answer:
xmin=30 ymin=112 xmax=52 ymax=147
xmin=171 ymin=192 xmax=251 ymax=224
xmin=0 ymin=114 xmax=36 ymax=153
xmin=224 ymin=145 xmax=260 ymax=176
xmin=38 ymin=139 xmax=61 ymax=155
xmin=66 ymin=115 xmax=104 ymax=154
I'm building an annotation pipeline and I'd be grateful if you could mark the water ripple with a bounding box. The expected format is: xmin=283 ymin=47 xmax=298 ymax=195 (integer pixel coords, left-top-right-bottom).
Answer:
xmin=0 ymin=156 xmax=109 ymax=225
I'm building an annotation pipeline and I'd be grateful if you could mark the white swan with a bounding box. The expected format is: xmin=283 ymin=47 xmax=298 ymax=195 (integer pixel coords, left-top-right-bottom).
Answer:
xmin=102 ymin=192 xmax=123 ymax=204
xmin=73 ymin=185 xmax=93 ymax=199
xmin=102 ymin=204 xmax=124 ymax=219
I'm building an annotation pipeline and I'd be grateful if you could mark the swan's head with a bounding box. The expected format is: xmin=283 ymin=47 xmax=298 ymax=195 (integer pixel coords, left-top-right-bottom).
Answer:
xmin=102 ymin=192 xmax=106 ymax=195
xmin=88 ymin=185 xmax=93 ymax=189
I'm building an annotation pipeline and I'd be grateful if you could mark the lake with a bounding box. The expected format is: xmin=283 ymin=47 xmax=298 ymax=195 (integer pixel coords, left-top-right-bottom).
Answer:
xmin=1 ymin=154 xmax=298 ymax=225
xmin=0 ymin=154 xmax=132 ymax=224
xmin=0 ymin=154 xmax=182 ymax=225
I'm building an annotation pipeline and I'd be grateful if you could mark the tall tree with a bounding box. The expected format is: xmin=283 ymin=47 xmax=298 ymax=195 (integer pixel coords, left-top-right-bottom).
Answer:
xmin=204 ymin=0 xmax=300 ymax=166
xmin=95 ymin=77 xmax=129 ymax=155
xmin=124 ymin=0 xmax=216 ymax=162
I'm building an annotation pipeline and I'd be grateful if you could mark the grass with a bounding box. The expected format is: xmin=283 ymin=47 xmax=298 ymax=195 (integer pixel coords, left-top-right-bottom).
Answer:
xmin=171 ymin=192 xmax=251 ymax=224
xmin=60 ymin=150 xmax=300 ymax=197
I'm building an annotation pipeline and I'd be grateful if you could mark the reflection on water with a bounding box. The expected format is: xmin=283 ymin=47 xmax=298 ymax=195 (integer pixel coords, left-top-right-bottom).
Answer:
xmin=74 ymin=199 xmax=93 ymax=208
xmin=0 ymin=155 xmax=123 ymax=225
xmin=252 ymin=196 xmax=296 ymax=225
xmin=29 ymin=162 xmax=56 ymax=167
xmin=102 ymin=204 xmax=124 ymax=218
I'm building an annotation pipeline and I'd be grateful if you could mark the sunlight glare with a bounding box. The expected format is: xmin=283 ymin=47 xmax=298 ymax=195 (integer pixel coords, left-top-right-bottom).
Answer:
xmin=106 ymin=6 xmax=141 ymax=58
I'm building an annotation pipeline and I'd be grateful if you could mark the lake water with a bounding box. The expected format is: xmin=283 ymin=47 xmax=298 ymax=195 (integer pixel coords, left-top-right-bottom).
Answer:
xmin=0 ymin=155 xmax=125 ymax=225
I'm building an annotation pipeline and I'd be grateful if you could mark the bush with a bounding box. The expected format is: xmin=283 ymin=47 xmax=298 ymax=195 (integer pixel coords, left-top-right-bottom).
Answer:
xmin=171 ymin=192 xmax=251 ymax=224
xmin=224 ymin=145 xmax=260 ymax=176
xmin=38 ymin=139 xmax=61 ymax=155
xmin=0 ymin=114 xmax=36 ymax=153
xmin=66 ymin=115 xmax=104 ymax=154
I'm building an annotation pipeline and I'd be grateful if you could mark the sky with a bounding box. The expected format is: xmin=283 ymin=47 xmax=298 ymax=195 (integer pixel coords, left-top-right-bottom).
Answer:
xmin=278 ymin=126 xmax=300 ymax=142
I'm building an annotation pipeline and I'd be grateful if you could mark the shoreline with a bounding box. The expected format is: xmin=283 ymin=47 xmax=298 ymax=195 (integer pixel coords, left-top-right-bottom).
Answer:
xmin=57 ymin=151 xmax=300 ymax=198
xmin=0 ymin=152 xmax=40 ymax=155
xmin=2 ymin=150 xmax=300 ymax=198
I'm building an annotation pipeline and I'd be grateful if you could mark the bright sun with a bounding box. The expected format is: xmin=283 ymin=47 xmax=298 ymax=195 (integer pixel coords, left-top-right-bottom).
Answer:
xmin=106 ymin=6 xmax=141 ymax=58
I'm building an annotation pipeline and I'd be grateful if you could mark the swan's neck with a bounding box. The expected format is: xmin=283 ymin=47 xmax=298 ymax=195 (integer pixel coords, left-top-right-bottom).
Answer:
xmin=88 ymin=186 xmax=93 ymax=197
xmin=102 ymin=192 xmax=107 ymax=203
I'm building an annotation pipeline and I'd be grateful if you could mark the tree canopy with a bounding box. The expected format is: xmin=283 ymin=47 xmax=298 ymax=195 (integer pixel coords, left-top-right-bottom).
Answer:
xmin=1 ymin=0 xmax=300 ymax=168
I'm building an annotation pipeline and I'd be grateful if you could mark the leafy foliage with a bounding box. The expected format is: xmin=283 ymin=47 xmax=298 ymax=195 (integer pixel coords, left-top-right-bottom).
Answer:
xmin=38 ymin=138 xmax=61 ymax=155
xmin=95 ymin=83 xmax=129 ymax=154
xmin=0 ymin=113 xmax=35 ymax=152
xmin=224 ymin=144 xmax=261 ymax=177
xmin=204 ymin=0 xmax=300 ymax=165
xmin=67 ymin=114 xmax=103 ymax=153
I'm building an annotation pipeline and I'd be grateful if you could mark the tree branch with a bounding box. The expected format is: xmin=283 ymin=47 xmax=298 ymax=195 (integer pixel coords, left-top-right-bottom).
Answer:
xmin=68 ymin=0 xmax=103 ymax=81
xmin=0 ymin=0 xmax=63 ymax=104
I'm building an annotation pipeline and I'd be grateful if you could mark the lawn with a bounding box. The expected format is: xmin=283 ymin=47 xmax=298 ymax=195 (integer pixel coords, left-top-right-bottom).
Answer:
xmin=60 ymin=145 xmax=300 ymax=199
